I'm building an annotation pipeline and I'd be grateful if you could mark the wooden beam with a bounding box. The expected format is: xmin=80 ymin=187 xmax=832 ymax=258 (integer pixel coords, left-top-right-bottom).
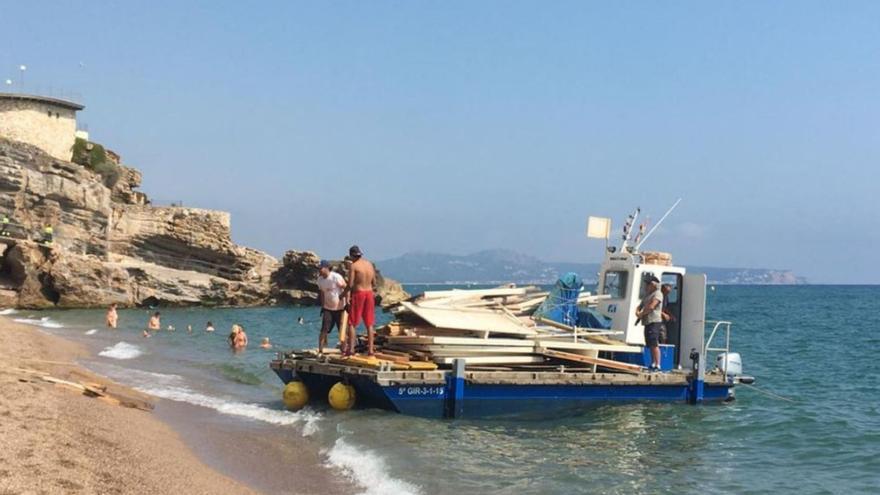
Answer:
xmin=435 ymin=355 xmax=545 ymax=365
xmin=537 ymin=348 xmax=644 ymax=374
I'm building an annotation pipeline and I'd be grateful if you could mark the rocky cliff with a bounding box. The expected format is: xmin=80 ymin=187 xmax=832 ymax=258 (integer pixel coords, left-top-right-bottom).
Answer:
xmin=270 ymin=250 xmax=409 ymax=307
xmin=0 ymin=138 xmax=407 ymax=308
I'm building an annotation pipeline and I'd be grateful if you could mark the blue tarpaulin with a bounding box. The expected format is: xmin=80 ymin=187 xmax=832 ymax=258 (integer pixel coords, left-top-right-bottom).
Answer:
xmin=533 ymin=272 xmax=582 ymax=326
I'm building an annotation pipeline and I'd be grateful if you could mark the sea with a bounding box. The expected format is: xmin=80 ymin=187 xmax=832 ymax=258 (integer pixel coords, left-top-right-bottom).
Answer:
xmin=4 ymin=285 xmax=879 ymax=494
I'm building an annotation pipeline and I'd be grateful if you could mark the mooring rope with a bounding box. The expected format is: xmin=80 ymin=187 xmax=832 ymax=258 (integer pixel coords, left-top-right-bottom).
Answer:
xmin=738 ymin=382 xmax=798 ymax=403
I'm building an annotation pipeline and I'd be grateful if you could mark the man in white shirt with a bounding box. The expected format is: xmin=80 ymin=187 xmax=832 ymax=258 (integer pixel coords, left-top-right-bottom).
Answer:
xmin=317 ymin=260 xmax=347 ymax=354
xmin=635 ymin=275 xmax=664 ymax=371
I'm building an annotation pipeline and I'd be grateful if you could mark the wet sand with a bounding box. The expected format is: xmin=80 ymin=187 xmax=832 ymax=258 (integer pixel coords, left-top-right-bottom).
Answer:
xmin=154 ymin=397 xmax=356 ymax=495
xmin=0 ymin=316 xmax=256 ymax=494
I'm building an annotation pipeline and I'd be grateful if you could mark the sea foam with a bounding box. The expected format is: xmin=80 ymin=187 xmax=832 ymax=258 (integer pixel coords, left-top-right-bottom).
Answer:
xmin=14 ymin=316 xmax=63 ymax=328
xmin=137 ymin=384 xmax=322 ymax=436
xmin=325 ymin=438 xmax=423 ymax=495
xmin=99 ymin=342 xmax=143 ymax=360
xmin=0 ymin=308 xmax=18 ymax=315
xmin=85 ymin=329 xmax=99 ymax=335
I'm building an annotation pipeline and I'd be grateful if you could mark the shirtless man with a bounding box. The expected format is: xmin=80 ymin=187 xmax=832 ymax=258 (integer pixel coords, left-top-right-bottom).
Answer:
xmin=106 ymin=303 xmax=118 ymax=329
xmin=148 ymin=311 xmax=161 ymax=331
xmin=344 ymin=245 xmax=377 ymax=356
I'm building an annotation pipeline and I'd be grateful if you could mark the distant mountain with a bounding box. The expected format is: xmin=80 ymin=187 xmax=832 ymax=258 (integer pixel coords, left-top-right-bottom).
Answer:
xmin=377 ymin=249 xmax=807 ymax=285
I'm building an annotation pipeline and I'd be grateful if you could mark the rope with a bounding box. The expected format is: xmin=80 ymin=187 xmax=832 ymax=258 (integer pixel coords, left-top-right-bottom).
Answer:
xmin=738 ymin=382 xmax=798 ymax=403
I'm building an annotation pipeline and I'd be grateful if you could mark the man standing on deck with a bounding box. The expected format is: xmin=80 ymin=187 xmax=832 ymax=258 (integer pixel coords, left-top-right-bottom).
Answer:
xmin=317 ymin=260 xmax=346 ymax=354
xmin=344 ymin=245 xmax=377 ymax=356
xmin=636 ymin=275 xmax=664 ymax=371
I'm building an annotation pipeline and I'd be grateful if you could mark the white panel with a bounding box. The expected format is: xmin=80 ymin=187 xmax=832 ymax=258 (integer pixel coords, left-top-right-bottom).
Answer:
xmin=587 ymin=216 xmax=612 ymax=239
xmin=679 ymin=273 xmax=707 ymax=373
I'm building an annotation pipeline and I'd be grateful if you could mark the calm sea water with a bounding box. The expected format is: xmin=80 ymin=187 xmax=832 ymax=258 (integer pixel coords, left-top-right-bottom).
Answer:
xmin=7 ymin=285 xmax=879 ymax=494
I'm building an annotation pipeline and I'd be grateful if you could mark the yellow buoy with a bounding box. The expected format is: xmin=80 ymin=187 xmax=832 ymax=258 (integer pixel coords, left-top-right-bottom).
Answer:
xmin=328 ymin=382 xmax=356 ymax=411
xmin=282 ymin=381 xmax=309 ymax=410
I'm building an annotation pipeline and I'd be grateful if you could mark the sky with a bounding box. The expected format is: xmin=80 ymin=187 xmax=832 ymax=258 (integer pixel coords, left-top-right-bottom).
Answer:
xmin=2 ymin=1 xmax=878 ymax=283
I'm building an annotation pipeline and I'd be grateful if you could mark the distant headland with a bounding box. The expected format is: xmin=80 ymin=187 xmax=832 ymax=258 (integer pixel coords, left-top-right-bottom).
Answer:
xmin=378 ymin=249 xmax=807 ymax=285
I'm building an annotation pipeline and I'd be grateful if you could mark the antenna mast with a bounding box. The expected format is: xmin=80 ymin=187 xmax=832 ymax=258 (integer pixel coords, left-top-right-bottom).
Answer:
xmin=635 ymin=198 xmax=682 ymax=250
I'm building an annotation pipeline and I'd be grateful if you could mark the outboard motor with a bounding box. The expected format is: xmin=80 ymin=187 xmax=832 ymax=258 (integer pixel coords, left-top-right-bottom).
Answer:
xmin=715 ymin=352 xmax=743 ymax=377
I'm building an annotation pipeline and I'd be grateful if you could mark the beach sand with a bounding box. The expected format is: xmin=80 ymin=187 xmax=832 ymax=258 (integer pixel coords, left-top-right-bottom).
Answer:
xmin=0 ymin=316 xmax=257 ymax=495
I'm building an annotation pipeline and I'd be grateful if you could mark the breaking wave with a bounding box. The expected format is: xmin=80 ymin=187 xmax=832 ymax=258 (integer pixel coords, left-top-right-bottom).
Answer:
xmin=99 ymin=342 xmax=143 ymax=360
xmin=14 ymin=316 xmax=63 ymax=328
xmin=85 ymin=329 xmax=99 ymax=335
xmin=0 ymin=308 xmax=18 ymax=315
xmin=325 ymin=438 xmax=422 ymax=495
xmin=138 ymin=384 xmax=322 ymax=436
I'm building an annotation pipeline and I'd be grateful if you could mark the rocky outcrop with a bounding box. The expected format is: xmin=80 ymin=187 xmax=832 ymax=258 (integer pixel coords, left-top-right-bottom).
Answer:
xmin=0 ymin=137 xmax=407 ymax=309
xmin=270 ymin=250 xmax=409 ymax=307
xmin=0 ymin=138 xmax=280 ymax=308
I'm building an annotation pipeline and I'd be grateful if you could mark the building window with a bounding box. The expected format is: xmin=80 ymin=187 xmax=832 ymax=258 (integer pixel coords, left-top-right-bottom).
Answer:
xmin=55 ymin=112 xmax=60 ymax=119
xmin=47 ymin=110 xmax=52 ymax=117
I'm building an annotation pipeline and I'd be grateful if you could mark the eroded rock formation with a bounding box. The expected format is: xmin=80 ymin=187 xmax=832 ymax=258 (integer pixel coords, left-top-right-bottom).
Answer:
xmin=270 ymin=250 xmax=409 ymax=307
xmin=0 ymin=138 xmax=406 ymax=309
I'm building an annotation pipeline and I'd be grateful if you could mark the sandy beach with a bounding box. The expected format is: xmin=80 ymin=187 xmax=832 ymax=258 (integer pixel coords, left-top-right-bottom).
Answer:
xmin=0 ymin=316 xmax=257 ymax=495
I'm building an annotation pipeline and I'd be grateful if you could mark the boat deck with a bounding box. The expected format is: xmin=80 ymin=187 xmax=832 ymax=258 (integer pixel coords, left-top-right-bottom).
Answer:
xmin=272 ymin=356 xmax=730 ymax=387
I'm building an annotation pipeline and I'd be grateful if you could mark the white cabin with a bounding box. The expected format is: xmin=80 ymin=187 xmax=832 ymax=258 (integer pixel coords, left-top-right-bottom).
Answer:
xmin=595 ymin=248 xmax=707 ymax=370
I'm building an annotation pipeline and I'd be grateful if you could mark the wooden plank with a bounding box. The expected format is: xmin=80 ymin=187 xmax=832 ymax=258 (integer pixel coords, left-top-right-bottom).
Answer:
xmin=435 ymin=355 xmax=545 ymax=365
xmin=531 ymin=339 xmax=642 ymax=353
xmin=397 ymin=302 xmax=537 ymax=335
xmin=422 ymin=287 xmax=528 ymax=300
xmin=407 ymin=345 xmax=535 ymax=354
xmin=387 ymin=336 xmax=534 ymax=346
xmin=538 ymin=348 xmax=643 ymax=374
xmin=405 ymin=361 xmax=439 ymax=371
xmin=375 ymin=352 xmax=410 ymax=363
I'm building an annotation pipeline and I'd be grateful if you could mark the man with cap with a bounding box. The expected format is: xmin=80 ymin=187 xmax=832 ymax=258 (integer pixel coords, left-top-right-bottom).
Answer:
xmin=344 ymin=245 xmax=377 ymax=356
xmin=635 ymin=274 xmax=664 ymax=371
xmin=317 ymin=260 xmax=347 ymax=354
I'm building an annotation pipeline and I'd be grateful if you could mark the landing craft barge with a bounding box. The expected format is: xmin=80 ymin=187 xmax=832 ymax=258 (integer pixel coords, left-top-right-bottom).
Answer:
xmin=271 ymin=208 xmax=748 ymax=419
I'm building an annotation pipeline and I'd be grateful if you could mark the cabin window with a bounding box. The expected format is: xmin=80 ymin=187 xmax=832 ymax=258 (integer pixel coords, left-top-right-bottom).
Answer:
xmin=602 ymin=271 xmax=628 ymax=299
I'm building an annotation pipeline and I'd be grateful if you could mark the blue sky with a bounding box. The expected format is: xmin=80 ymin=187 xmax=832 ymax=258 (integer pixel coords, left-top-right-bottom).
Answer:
xmin=2 ymin=1 xmax=878 ymax=283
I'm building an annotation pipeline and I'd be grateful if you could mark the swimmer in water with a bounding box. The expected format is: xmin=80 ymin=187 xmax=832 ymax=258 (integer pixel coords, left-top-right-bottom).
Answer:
xmin=187 ymin=324 xmax=193 ymax=333
xmin=148 ymin=312 xmax=161 ymax=331
xmin=205 ymin=321 xmax=215 ymax=332
xmin=297 ymin=316 xmax=305 ymax=325
xmin=106 ymin=303 xmax=118 ymax=329
xmin=227 ymin=324 xmax=248 ymax=350
xmin=260 ymin=337 xmax=272 ymax=349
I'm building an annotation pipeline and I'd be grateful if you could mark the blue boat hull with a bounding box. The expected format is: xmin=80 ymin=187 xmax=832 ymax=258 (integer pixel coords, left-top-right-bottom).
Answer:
xmin=273 ymin=367 xmax=733 ymax=419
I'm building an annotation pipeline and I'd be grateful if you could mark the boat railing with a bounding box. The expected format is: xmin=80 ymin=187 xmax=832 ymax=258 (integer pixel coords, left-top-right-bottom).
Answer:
xmin=704 ymin=320 xmax=732 ymax=377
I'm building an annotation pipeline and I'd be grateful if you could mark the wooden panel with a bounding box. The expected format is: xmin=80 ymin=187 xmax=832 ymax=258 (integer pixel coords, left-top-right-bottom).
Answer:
xmin=386 ymin=336 xmax=534 ymax=347
xmin=422 ymin=288 xmax=528 ymax=300
xmin=538 ymin=348 xmax=643 ymax=374
xmin=399 ymin=302 xmax=536 ymax=335
xmin=435 ymin=355 xmax=545 ymax=365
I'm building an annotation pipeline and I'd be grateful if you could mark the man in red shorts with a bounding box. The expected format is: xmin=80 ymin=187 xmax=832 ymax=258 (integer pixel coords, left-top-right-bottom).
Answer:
xmin=344 ymin=245 xmax=377 ymax=356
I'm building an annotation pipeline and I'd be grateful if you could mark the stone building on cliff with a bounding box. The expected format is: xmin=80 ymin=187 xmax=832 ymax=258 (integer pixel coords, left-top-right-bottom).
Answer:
xmin=0 ymin=93 xmax=83 ymax=162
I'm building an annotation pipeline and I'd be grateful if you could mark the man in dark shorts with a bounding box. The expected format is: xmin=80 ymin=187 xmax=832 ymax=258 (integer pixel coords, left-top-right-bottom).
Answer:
xmin=635 ymin=275 xmax=664 ymax=371
xmin=317 ymin=260 xmax=346 ymax=354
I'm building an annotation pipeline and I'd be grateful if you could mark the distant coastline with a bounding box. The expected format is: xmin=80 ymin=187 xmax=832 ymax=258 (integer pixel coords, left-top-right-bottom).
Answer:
xmin=381 ymin=249 xmax=807 ymax=286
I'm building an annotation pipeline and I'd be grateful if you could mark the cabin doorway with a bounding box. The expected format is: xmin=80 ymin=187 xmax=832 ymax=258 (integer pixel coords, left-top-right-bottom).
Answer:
xmin=661 ymin=272 xmax=683 ymax=364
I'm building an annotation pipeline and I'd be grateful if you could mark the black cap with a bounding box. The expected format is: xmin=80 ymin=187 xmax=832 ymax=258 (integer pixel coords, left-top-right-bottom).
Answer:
xmin=349 ymin=245 xmax=363 ymax=257
xmin=647 ymin=275 xmax=660 ymax=284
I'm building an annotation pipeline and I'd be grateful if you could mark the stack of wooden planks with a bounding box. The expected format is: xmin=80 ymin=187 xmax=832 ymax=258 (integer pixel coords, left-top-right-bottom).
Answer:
xmin=367 ymin=286 xmax=645 ymax=373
